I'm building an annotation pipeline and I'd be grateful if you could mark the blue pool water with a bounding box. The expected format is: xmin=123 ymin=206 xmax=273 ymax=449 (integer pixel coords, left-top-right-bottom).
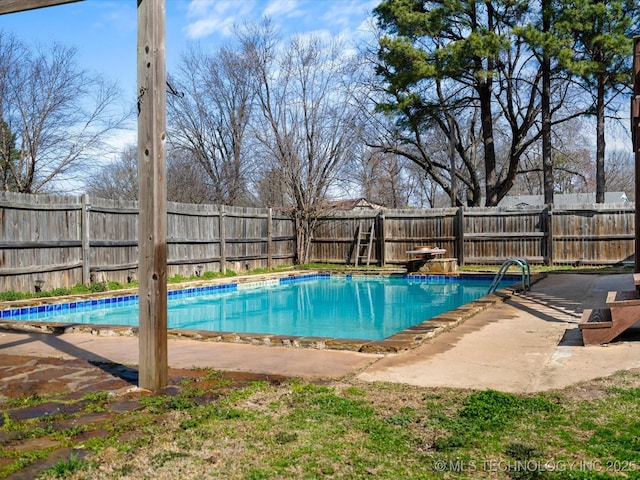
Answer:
xmin=1 ymin=274 xmax=511 ymax=341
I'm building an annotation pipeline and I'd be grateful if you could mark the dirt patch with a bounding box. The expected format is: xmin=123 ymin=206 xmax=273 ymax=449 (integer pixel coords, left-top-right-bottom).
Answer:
xmin=560 ymin=367 xmax=640 ymax=401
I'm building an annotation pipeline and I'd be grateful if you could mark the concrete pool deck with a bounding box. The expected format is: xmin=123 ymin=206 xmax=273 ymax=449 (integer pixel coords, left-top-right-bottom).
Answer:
xmin=1 ymin=273 xmax=640 ymax=393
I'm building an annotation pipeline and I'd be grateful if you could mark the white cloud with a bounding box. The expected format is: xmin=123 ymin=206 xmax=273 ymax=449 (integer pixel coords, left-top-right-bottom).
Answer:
xmin=92 ymin=1 xmax=137 ymax=34
xmin=185 ymin=0 xmax=260 ymax=39
xmin=263 ymin=0 xmax=303 ymax=19
xmin=186 ymin=0 xmax=216 ymax=17
xmin=183 ymin=0 xmax=377 ymax=46
xmin=319 ymin=0 xmax=377 ymax=29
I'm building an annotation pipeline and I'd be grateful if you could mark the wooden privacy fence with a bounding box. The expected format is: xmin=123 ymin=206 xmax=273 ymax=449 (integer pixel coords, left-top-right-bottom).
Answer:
xmin=0 ymin=192 xmax=635 ymax=292
xmin=310 ymin=203 xmax=635 ymax=268
xmin=0 ymin=192 xmax=295 ymax=292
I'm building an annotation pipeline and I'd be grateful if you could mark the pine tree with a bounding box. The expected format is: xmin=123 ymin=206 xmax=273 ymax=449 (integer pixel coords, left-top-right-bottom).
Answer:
xmin=556 ymin=0 xmax=639 ymax=202
xmin=515 ymin=0 xmax=574 ymax=205
xmin=0 ymin=119 xmax=20 ymax=191
xmin=374 ymin=0 xmax=537 ymax=206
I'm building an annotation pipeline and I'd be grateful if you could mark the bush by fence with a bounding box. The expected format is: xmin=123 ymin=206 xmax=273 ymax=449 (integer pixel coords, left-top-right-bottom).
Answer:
xmin=0 ymin=192 xmax=635 ymax=292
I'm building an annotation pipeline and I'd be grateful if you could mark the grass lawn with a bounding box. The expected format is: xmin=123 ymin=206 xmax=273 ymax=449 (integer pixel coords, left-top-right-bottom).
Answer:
xmin=2 ymin=367 xmax=639 ymax=479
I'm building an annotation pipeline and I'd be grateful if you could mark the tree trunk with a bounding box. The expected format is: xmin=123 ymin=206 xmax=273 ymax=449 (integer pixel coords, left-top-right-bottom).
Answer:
xmin=595 ymin=75 xmax=606 ymax=203
xmin=479 ymin=81 xmax=498 ymax=206
xmin=542 ymin=0 xmax=554 ymax=205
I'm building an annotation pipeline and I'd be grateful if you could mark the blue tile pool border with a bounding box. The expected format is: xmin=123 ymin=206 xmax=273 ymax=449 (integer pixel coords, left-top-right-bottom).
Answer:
xmin=0 ymin=272 xmax=339 ymax=322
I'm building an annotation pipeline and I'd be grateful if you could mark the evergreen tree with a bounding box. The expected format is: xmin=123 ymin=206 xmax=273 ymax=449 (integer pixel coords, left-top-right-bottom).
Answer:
xmin=0 ymin=118 xmax=20 ymax=191
xmin=374 ymin=0 xmax=539 ymax=206
xmin=556 ymin=0 xmax=639 ymax=202
xmin=515 ymin=0 xmax=574 ymax=205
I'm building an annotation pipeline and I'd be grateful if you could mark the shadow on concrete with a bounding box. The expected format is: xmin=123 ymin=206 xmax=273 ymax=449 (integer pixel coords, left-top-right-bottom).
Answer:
xmin=0 ymin=331 xmax=138 ymax=386
xmin=505 ymin=293 xmax=582 ymax=325
xmin=558 ymin=327 xmax=584 ymax=346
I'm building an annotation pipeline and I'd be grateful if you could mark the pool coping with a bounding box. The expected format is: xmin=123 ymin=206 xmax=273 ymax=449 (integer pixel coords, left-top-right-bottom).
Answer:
xmin=0 ymin=270 xmax=544 ymax=354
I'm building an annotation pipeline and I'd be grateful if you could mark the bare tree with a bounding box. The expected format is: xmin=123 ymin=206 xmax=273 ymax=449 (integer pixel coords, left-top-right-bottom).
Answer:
xmin=0 ymin=33 xmax=24 ymax=192
xmin=600 ymin=150 xmax=634 ymax=200
xmin=166 ymin=147 xmax=220 ymax=204
xmin=0 ymin=118 xmax=19 ymax=191
xmin=167 ymin=44 xmax=255 ymax=206
xmin=85 ymin=145 xmax=138 ymax=201
xmin=256 ymin=167 xmax=288 ymax=207
xmin=345 ymin=139 xmax=413 ymax=208
xmin=244 ymin=22 xmax=360 ymax=263
xmin=512 ymin=117 xmax=597 ymax=196
xmin=0 ymin=34 xmax=128 ymax=193
xmin=85 ymin=144 xmax=218 ymax=205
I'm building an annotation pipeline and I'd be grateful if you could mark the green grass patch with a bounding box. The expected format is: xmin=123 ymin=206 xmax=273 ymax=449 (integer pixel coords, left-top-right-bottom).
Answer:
xmin=42 ymin=452 xmax=91 ymax=478
xmin=458 ymin=264 xmax=632 ymax=274
xmin=0 ymin=281 xmax=128 ymax=302
xmin=12 ymin=375 xmax=640 ymax=479
xmin=0 ymin=450 xmax=49 ymax=478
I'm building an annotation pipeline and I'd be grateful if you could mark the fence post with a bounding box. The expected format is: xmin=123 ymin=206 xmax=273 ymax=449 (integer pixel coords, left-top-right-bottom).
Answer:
xmin=267 ymin=208 xmax=273 ymax=268
xmin=219 ymin=205 xmax=226 ymax=273
xmin=545 ymin=206 xmax=553 ymax=266
xmin=81 ymin=194 xmax=91 ymax=284
xmin=456 ymin=207 xmax=465 ymax=266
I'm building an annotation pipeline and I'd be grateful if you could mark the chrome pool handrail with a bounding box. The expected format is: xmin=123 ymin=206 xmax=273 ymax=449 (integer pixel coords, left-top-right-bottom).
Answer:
xmin=488 ymin=257 xmax=530 ymax=293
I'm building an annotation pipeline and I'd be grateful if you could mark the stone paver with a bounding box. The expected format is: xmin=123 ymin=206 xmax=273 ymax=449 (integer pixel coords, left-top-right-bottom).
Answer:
xmin=0 ymin=354 xmax=287 ymax=480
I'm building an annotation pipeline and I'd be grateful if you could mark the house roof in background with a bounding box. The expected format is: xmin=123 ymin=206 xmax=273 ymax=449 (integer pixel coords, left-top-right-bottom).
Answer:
xmin=326 ymin=198 xmax=384 ymax=211
xmin=493 ymin=192 xmax=629 ymax=208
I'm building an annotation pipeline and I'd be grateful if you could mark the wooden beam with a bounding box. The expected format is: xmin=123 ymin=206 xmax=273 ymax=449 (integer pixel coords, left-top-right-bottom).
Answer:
xmin=0 ymin=0 xmax=83 ymax=15
xmin=137 ymin=0 xmax=168 ymax=392
xmin=634 ymin=36 xmax=640 ymax=273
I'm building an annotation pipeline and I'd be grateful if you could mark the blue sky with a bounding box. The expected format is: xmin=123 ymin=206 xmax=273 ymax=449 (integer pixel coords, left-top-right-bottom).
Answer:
xmin=0 ymin=0 xmax=378 ymax=101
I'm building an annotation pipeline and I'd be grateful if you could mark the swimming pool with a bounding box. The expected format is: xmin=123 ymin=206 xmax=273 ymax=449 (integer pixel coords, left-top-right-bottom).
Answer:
xmin=0 ymin=274 xmax=512 ymax=341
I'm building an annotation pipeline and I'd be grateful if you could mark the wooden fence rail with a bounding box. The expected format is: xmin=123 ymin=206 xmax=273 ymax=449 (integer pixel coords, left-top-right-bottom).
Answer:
xmin=310 ymin=203 xmax=635 ymax=268
xmin=0 ymin=192 xmax=295 ymax=292
xmin=0 ymin=192 xmax=635 ymax=292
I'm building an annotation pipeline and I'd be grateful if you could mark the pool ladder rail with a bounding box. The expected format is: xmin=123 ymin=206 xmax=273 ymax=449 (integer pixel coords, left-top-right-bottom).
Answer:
xmin=488 ymin=257 xmax=531 ymax=294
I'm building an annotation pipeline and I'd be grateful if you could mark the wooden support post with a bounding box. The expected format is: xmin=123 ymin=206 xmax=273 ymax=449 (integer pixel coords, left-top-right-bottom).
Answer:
xmin=456 ymin=207 xmax=465 ymax=266
xmin=81 ymin=194 xmax=91 ymax=284
xmin=545 ymin=206 xmax=554 ymax=266
xmin=137 ymin=0 xmax=167 ymax=392
xmin=376 ymin=212 xmax=386 ymax=267
xmin=633 ymin=36 xmax=640 ymax=273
